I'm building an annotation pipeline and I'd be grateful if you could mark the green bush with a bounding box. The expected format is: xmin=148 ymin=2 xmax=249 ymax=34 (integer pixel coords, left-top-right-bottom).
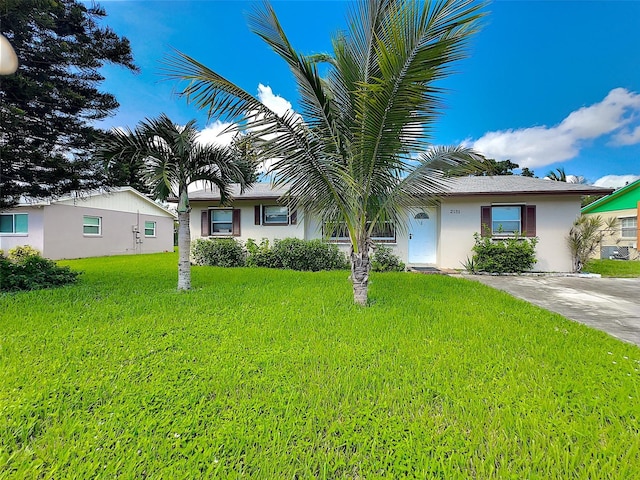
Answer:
xmin=371 ymin=244 xmax=405 ymax=272
xmin=0 ymin=250 xmax=80 ymax=292
xmin=245 ymin=238 xmax=278 ymax=268
xmin=191 ymin=238 xmax=246 ymax=267
xmin=8 ymin=245 xmax=41 ymax=262
xmin=247 ymin=238 xmax=348 ymax=271
xmin=471 ymin=233 xmax=538 ymax=273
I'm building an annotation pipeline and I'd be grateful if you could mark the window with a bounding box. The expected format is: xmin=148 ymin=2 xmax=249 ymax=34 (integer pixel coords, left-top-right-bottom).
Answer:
xmin=211 ymin=209 xmax=233 ymax=234
xmin=621 ymin=217 xmax=637 ymax=238
xmin=144 ymin=221 xmax=156 ymax=237
xmin=83 ymin=216 xmax=101 ymax=235
xmin=0 ymin=213 xmax=28 ymax=234
xmin=254 ymin=205 xmax=297 ymax=226
xmin=492 ymin=206 xmax=521 ymax=235
xmin=324 ymin=221 xmax=396 ymax=242
xmin=200 ymin=209 xmax=241 ymax=236
xmin=263 ymin=206 xmax=289 ymax=225
xmin=481 ymin=205 xmax=536 ymax=237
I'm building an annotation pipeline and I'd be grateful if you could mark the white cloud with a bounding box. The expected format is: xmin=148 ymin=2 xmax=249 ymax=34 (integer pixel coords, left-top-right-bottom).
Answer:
xmin=612 ymin=125 xmax=640 ymax=146
xmin=197 ymin=120 xmax=236 ymax=147
xmin=468 ymin=88 xmax=640 ymax=168
xmin=257 ymin=84 xmax=294 ymax=117
xmin=593 ymin=174 xmax=640 ymax=188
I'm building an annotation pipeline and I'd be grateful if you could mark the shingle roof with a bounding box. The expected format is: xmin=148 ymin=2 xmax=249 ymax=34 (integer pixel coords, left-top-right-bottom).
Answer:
xmin=443 ymin=176 xmax=614 ymax=196
xmin=186 ymin=177 xmax=613 ymax=201
xmin=187 ymin=183 xmax=290 ymax=201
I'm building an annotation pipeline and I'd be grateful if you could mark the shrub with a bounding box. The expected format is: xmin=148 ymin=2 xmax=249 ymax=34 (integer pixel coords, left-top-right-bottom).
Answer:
xmin=567 ymin=215 xmax=605 ymax=273
xmin=0 ymin=250 xmax=80 ymax=292
xmin=191 ymin=238 xmax=246 ymax=267
xmin=371 ymin=244 xmax=405 ymax=272
xmin=8 ymin=245 xmax=41 ymax=262
xmin=245 ymin=238 xmax=278 ymax=268
xmin=471 ymin=233 xmax=538 ymax=273
xmin=246 ymin=238 xmax=348 ymax=271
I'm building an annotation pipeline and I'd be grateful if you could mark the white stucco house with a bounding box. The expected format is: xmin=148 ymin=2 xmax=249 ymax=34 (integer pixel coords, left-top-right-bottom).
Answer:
xmin=0 ymin=187 xmax=176 ymax=260
xmin=185 ymin=177 xmax=613 ymax=272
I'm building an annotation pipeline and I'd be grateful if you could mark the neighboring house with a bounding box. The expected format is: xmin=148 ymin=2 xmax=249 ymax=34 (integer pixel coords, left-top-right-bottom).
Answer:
xmin=581 ymin=179 xmax=640 ymax=260
xmin=186 ymin=177 xmax=612 ymax=272
xmin=0 ymin=187 xmax=176 ymax=260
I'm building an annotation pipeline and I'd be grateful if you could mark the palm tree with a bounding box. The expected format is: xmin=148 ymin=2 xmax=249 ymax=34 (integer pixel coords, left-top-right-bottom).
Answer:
xmin=98 ymin=114 xmax=255 ymax=290
xmin=546 ymin=167 xmax=567 ymax=182
xmin=163 ymin=0 xmax=484 ymax=304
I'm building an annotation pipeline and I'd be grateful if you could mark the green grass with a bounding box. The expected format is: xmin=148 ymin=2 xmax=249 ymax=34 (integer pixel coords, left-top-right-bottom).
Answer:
xmin=1 ymin=252 xmax=639 ymax=478
xmin=585 ymin=258 xmax=640 ymax=277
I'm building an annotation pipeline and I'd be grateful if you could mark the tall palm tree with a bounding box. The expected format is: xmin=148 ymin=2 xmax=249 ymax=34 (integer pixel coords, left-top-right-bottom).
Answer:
xmin=163 ymin=0 xmax=484 ymax=304
xmin=98 ymin=114 xmax=255 ymax=290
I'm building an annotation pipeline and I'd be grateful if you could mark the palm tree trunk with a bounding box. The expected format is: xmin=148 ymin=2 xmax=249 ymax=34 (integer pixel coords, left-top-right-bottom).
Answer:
xmin=350 ymin=243 xmax=371 ymax=306
xmin=177 ymin=210 xmax=191 ymax=290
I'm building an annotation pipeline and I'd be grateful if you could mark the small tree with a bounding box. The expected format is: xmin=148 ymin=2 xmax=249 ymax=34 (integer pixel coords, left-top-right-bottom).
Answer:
xmin=98 ymin=114 xmax=256 ymax=290
xmin=568 ymin=216 xmax=604 ymax=273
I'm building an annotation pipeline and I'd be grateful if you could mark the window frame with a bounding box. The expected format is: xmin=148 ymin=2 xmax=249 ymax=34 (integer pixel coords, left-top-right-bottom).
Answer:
xmin=324 ymin=221 xmax=397 ymax=243
xmin=620 ymin=216 xmax=637 ymax=239
xmin=144 ymin=221 xmax=157 ymax=237
xmin=0 ymin=213 xmax=28 ymax=235
xmin=491 ymin=205 xmax=522 ymax=236
xmin=481 ymin=204 xmax=536 ymax=238
xmin=262 ymin=205 xmax=290 ymax=225
xmin=200 ymin=209 xmax=241 ymax=237
xmin=209 ymin=208 xmax=234 ymax=235
xmin=83 ymin=215 xmax=102 ymax=236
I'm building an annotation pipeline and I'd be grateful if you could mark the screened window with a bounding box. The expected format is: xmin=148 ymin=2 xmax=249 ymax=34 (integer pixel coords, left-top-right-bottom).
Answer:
xmin=0 ymin=213 xmax=28 ymax=234
xmin=211 ymin=209 xmax=233 ymax=234
xmin=263 ymin=206 xmax=289 ymax=225
xmin=83 ymin=216 xmax=101 ymax=235
xmin=621 ymin=217 xmax=637 ymax=238
xmin=481 ymin=205 xmax=536 ymax=238
xmin=491 ymin=206 xmax=521 ymax=235
xmin=324 ymin=221 xmax=396 ymax=242
xmin=144 ymin=221 xmax=156 ymax=237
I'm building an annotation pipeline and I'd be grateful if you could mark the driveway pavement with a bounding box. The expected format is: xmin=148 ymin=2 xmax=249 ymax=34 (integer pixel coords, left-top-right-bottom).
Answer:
xmin=463 ymin=275 xmax=640 ymax=346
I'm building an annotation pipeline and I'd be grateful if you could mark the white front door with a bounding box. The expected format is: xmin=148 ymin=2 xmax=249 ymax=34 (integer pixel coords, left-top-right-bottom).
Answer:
xmin=408 ymin=208 xmax=437 ymax=264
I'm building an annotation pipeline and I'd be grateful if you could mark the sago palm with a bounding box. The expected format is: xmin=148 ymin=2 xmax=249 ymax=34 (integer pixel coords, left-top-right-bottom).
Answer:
xmin=98 ymin=114 xmax=255 ymax=290
xmin=164 ymin=0 xmax=484 ymax=304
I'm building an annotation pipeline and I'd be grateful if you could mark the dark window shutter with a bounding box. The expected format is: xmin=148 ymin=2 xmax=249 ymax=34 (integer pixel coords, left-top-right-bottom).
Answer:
xmin=524 ymin=205 xmax=536 ymax=237
xmin=290 ymin=209 xmax=297 ymax=225
xmin=254 ymin=205 xmax=261 ymax=225
xmin=232 ymin=209 xmax=241 ymax=236
xmin=201 ymin=210 xmax=210 ymax=237
xmin=480 ymin=206 xmax=491 ymax=237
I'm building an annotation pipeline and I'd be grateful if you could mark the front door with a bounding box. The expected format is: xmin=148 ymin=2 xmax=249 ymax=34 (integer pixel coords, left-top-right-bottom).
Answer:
xmin=408 ymin=208 xmax=437 ymax=264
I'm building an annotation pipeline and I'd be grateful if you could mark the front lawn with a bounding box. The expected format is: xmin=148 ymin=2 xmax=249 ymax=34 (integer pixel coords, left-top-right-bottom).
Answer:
xmin=585 ymin=258 xmax=640 ymax=277
xmin=1 ymin=252 xmax=639 ymax=478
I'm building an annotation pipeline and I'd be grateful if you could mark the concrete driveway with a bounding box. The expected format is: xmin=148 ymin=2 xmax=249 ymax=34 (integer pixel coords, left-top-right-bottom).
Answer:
xmin=464 ymin=275 xmax=640 ymax=346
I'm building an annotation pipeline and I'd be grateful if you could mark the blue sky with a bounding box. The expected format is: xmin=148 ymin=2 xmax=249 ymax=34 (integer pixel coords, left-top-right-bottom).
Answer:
xmin=95 ymin=0 xmax=640 ymax=187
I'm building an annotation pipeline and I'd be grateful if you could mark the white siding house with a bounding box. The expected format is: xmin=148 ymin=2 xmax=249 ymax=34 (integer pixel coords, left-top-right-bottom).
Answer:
xmin=185 ymin=178 xmax=612 ymax=272
xmin=0 ymin=187 xmax=176 ymax=259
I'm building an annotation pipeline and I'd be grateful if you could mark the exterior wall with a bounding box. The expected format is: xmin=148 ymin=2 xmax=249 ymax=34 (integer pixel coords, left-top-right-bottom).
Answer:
xmin=583 ymin=207 xmax=639 ymax=260
xmin=0 ymin=206 xmax=45 ymax=254
xmin=438 ymin=195 xmax=580 ymax=272
xmin=42 ymin=204 xmax=174 ymax=259
xmin=190 ymin=200 xmax=305 ymax=244
xmin=188 ymin=195 xmax=583 ymax=272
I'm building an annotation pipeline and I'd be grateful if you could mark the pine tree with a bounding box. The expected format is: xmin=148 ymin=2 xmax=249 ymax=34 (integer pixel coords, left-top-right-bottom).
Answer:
xmin=0 ymin=0 xmax=138 ymax=209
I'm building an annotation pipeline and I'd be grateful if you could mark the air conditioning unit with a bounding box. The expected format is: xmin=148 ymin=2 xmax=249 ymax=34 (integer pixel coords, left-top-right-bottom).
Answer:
xmin=601 ymin=246 xmax=630 ymax=260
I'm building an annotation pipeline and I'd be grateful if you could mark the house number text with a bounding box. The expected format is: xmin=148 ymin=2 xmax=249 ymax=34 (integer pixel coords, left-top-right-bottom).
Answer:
xmin=449 ymin=209 xmax=461 ymax=214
